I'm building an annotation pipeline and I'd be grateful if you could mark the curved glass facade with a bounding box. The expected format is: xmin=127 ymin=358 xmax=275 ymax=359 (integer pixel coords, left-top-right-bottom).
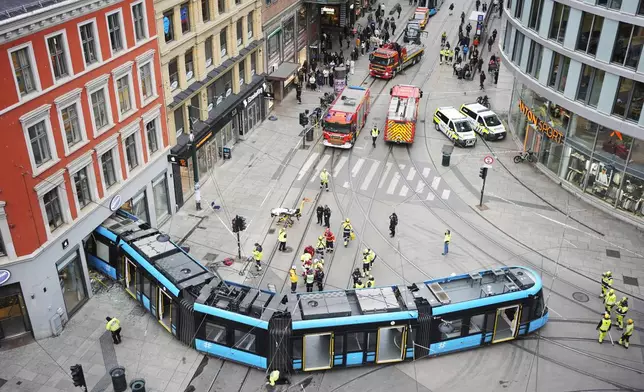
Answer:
xmin=502 ymin=0 xmax=644 ymax=222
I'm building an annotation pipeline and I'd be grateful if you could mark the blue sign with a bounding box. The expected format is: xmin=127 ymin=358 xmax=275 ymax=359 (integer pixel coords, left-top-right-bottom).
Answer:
xmin=181 ymin=7 xmax=188 ymax=21
xmin=163 ymin=17 xmax=170 ymax=34
xmin=0 ymin=270 xmax=11 ymax=286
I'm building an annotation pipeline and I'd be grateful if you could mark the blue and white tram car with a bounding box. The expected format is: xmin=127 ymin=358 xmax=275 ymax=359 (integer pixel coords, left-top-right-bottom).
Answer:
xmin=87 ymin=212 xmax=548 ymax=374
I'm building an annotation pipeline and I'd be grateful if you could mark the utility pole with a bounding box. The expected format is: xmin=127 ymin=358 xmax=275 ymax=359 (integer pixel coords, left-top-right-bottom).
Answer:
xmin=187 ymin=105 xmax=201 ymax=210
xmin=232 ymin=215 xmax=247 ymax=260
xmin=299 ymin=110 xmax=310 ymax=149
xmin=479 ymin=166 xmax=489 ymax=207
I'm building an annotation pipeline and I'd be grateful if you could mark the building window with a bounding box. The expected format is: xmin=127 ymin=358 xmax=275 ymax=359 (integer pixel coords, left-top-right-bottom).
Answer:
xmin=125 ymin=134 xmax=139 ymax=171
xmin=47 ymin=33 xmax=70 ymax=80
xmin=511 ymin=32 xmax=524 ymax=63
xmin=132 ymin=2 xmax=148 ymax=42
xmin=503 ymin=21 xmax=511 ymax=53
xmin=576 ymin=65 xmax=604 ymax=107
xmin=613 ymin=78 xmax=644 ymax=121
xmin=205 ymin=322 xmax=227 ymax=344
xmin=250 ymin=51 xmax=256 ymax=75
xmin=205 ymin=36 xmax=213 ymax=67
xmin=239 ymin=59 xmax=245 ymax=85
xmin=639 ymin=0 xmax=644 ymax=15
xmin=0 ymin=233 xmax=5 ymax=256
xmin=612 ymin=23 xmax=644 ymax=69
xmin=202 ymin=0 xmax=210 ymax=22
xmin=576 ymin=13 xmax=603 ymax=56
xmin=79 ymin=22 xmax=99 ymax=66
xmin=139 ymin=62 xmax=154 ymax=101
xmin=10 ymin=46 xmax=37 ymax=96
xmin=220 ymin=28 xmax=227 ymax=57
xmin=43 ymin=188 xmax=63 ymax=232
xmin=526 ymin=41 xmax=542 ymax=79
xmin=548 ymin=53 xmax=570 ymax=92
xmin=597 ymin=0 xmax=622 ymax=10
xmin=527 ymin=0 xmax=543 ymax=30
xmin=61 ymin=104 xmax=82 ymax=148
xmin=218 ymin=0 xmax=226 ymax=14
xmin=101 ymin=150 xmax=117 ymax=188
xmin=57 ymin=252 xmax=88 ymax=316
xmin=237 ymin=19 xmax=243 ymax=46
xmin=163 ymin=10 xmax=174 ymax=43
xmin=235 ymin=0 xmax=241 ymax=4
xmin=548 ymin=3 xmax=570 ymax=44
xmin=90 ymin=88 xmax=110 ymax=131
xmin=73 ymin=167 xmax=92 ymax=209
xmin=116 ymin=75 xmax=133 ymax=114
xmin=248 ymin=11 xmax=254 ymax=38
xmin=146 ymin=120 xmax=159 ymax=154
xmin=169 ymin=57 xmax=179 ymax=90
xmin=185 ymin=49 xmax=194 ymax=80
xmin=180 ymin=3 xmax=191 ymax=33
xmin=152 ymin=175 xmax=170 ymax=223
xmin=513 ymin=0 xmax=524 ymax=18
xmin=174 ymin=108 xmax=185 ymax=136
xmin=28 ymin=121 xmax=52 ymax=167
xmin=107 ymin=11 xmax=124 ymax=53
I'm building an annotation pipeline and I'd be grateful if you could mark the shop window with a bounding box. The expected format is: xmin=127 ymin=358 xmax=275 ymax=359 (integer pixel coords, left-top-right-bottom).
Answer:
xmin=576 ymin=65 xmax=604 ymax=107
xmin=205 ymin=322 xmax=227 ymax=344
xmin=576 ymin=13 xmax=602 ymax=56
xmin=617 ymin=172 xmax=644 ymax=215
xmin=597 ymin=0 xmax=622 ymax=10
xmin=548 ymin=3 xmax=570 ymax=44
xmin=568 ymin=115 xmax=598 ymax=153
xmin=468 ymin=314 xmax=485 ymax=333
xmin=527 ymin=0 xmax=543 ymax=30
xmin=205 ymin=36 xmax=213 ymax=67
xmin=526 ymin=41 xmax=542 ymax=79
xmin=202 ymin=0 xmax=210 ymax=22
xmin=548 ymin=53 xmax=569 ymax=92
xmin=612 ymin=23 xmax=644 ymax=69
xmin=220 ymin=28 xmax=228 ymax=57
xmin=596 ymin=125 xmax=632 ymax=165
xmin=513 ymin=0 xmax=524 ymax=19
xmin=613 ymin=78 xmax=644 ymax=122
xmin=122 ymin=190 xmax=149 ymax=222
xmin=540 ymin=136 xmax=564 ymax=174
xmin=503 ymin=21 xmax=512 ymax=53
xmin=585 ymin=159 xmax=623 ymax=206
xmin=153 ymin=174 xmax=171 ymax=224
xmin=236 ymin=19 xmax=243 ymax=46
xmin=248 ymin=11 xmax=254 ymax=38
xmin=511 ymin=32 xmax=524 ymax=63
xmin=439 ymin=317 xmax=463 ymax=340
xmin=174 ymin=107 xmax=185 ymax=136
xmin=218 ymin=0 xmax=226 ymax=14
xmin=185 ymin=49 xmax=194 ymax=81
xmin=298 ymin=7 xmax=306 ymax=34
xmin=180 ymin=3 xmax=191 ymax=33
xmin=346 ymin=332 xmax=364 ymax=352
xmin=57 ymin=252 xmax=88 ymax=315
xmin=234 ymin=330 xmax=256 ymax=352
xmin=563 ymin=148 xmax=591 ymax=189
xmin=163 ymin=10 xmax=174 ymax=43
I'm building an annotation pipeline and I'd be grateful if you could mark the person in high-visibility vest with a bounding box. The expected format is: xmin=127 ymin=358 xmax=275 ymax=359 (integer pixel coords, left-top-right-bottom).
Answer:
xmin=362 ymin=253 xmax=371 ymax=277
xmin=305 ymin=269 xmax=315 ymax=292
xmin=600 ymin=271 xmax=613 ymax=298
xmin=289 ymin=266 xmax=298 ymax=293
xmin=442 ymin=230 xmax=451 ymax=255
xmin=596 ymin=312 xmax=612 ymax=344
xmin=363 ymin=248 xmax=376 ymax=267
xmin=316 ymin=235 xmax=326 ymax=257
xmin=320 ymin=168 xmax=329 ymax=191
xmin=371 ymin=126 xmax=380 ymax=147
xmin=342 ymin=219 xmax=353 ymax=247
xmin=278 ymin=228 xmax=287 ymax=251
xmin=619 ymin=319 xmax=634 ymax=349
xmin=615 ymin=297 xmax=629 ymax=329
xmin=354 ymin=279 xmax=364 ymax=289
xmin=301 ymin=251 xmax=312 ymax=270
xmin=105 ymin=317 xmax=122 ymax=344
xmin=366 ymin=276 xmax=376 ymax=288
xmin=604 ymin=289 xmax=617 ymax=315
xmin=252 ymin=243 xmax=263 ymax=271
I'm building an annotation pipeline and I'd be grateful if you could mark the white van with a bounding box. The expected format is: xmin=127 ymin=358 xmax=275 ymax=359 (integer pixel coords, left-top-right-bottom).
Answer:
xmin=459 ymin=103 xmax=507 ymax=141
xmin=433 ymin=107 xmax=477 ymax=147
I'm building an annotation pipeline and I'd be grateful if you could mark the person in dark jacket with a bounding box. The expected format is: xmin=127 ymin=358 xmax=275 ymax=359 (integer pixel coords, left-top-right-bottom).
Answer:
xmin=323 ymin=205 xmax=331 ymax=228
xmin=316 ymin=205 xmax=324 ymax=225
xmin=389 ymin=212 xmax=398 ymax=237
xmin=480 ymin=71 xmax=486 ymax=90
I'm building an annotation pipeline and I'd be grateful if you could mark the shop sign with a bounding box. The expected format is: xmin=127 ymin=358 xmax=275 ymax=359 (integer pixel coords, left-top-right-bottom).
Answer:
xmin=518 ymin=100 xmax=565 ymax=144
xmin=0 ymin=269 xmax=10 ymax=285
xmin=196 ymin=131 xmax=214 ymax=148
xmin=244 ymin=86 xmax=265 ymax=107
xmin=109 ymin=195 xmax=122 ymax=211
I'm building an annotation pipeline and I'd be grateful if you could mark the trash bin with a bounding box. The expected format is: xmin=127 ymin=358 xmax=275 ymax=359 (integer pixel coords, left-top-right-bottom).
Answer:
xmin=130 ymin=378 xmax=146 ymax=392
xmin=109 ymin=367 xmax=127 ymax=392
xmin=441 ymin=144 xmax=454 ymax=167
xmin=306 ymin=127 xmax=314 ymax=141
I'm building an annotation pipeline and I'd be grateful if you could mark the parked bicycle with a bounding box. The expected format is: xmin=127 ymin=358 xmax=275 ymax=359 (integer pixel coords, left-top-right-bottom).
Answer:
xmin=513 ymin=150 xmax=537 ymax=163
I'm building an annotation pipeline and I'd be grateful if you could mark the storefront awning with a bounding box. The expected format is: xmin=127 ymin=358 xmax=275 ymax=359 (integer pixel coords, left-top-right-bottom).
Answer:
xmin=266 ymin=62 xmax=300 ymax=81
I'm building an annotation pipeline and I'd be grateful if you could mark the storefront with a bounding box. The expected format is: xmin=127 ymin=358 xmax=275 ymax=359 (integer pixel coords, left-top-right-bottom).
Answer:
xmin=171 ymin=75 xmax=267 ymax=208
xmin=0 ymin=277 xmax=31 ymax=341
xmin=56 ymin=250 xmax=88 ymax=317
xmin=509 ymin=80 xmax=644 ymax=223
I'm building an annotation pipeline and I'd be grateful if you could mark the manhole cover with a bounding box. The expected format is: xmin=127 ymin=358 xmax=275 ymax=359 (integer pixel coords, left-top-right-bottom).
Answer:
xmin=572 ymin=292 xmax=590 ymax=302
xmin=308 ymin=300 xmax=319 ymax=307
xmin=623 ymin=275 xmax=639 ymax=287
xmin=606 ymin=249 xmax=621 ymax=258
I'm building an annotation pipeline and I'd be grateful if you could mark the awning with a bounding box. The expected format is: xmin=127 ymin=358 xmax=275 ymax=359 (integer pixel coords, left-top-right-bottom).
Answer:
xmin=266 ymin=62 xmax=299 ymax=81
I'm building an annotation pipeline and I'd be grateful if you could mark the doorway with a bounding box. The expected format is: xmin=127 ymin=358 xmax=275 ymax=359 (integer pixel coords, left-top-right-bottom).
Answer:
xmin=0 ymin=287 xmax=31 ymax=340
xmin=303 ymin=333 xmax=333 ymax=371
xmin=492 ymin=305 xmax=521 ymax=343
xmin=376 ymin=326 xmax=406 ymax=363
xmin=159 ymin=289 xmax=172 ymax=332
xmin=247 ymin=102 xmax=258 ymax=132
xmin=124 ymin=258 xmax=137 ymax=299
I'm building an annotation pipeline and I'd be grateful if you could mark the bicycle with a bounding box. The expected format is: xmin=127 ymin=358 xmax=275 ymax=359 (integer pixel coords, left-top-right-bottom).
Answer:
xmin=513 ymin=150 xmax=537 ymax=163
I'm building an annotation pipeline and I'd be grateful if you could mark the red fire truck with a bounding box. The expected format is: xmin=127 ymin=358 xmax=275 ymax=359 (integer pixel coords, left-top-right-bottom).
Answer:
xmin=322 ymin=86 xmax=372 ymax=149
xmin=384 ymin=85 xmax=423 ymax=144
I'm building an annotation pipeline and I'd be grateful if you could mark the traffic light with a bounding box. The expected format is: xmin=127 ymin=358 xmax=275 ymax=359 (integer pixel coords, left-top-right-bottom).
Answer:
xmin=299 ymin=112 xmax=309 ymax=127
xmin=232 ymin=215 xmax=247 ymax=233
xmin=70 ymin=364 xmax=86 ymax=388
xmin=479 ymin=167 xmax=488 ymax=180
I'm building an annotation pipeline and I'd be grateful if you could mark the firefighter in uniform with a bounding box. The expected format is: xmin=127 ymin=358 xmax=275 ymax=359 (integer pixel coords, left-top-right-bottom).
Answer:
xmin=278 ymin=228 xmax=287 ymax=251
xmin=600 ymin=271 xmax=613 ymax=298
xmin=342 ymin=219 xmax=353 ymax=247
xmin=362 ymin=252 xmax=372 ymax=277
xmin=324 ymin=228 xmax=335 ymax=253
xmin=615 ymin=297 xmax=629 ymax=329
xmin=301 ymin=251 xmax=312 ymax=272
xmin=366 ymin=276 xmax=376 ymax=288
xmin=371 ymin=126 xmax=380 ymax=147
xmin=305 ymin=269 xmax=315 ymax=292
xmin=252 ymin=243 xmax=263 ymax=271
xmin=316 ymin=235 xmax=326 ymax=257
xmin=619 ymin=319 xmax=634 ymax=349
xmin=289 ymin=266 xmax=298 ymax=293
xmin=320 ymin=168 xmax=330 ymax=191
xmin=604 ymin=289 xmax=617 ymax=315
xmin=596 ymin=312 xmax=612 ymax=343
xmin=355 ymin=279 xmax=364 ymax=289
xmin=364 ymin=248 xmax=376 ymax=267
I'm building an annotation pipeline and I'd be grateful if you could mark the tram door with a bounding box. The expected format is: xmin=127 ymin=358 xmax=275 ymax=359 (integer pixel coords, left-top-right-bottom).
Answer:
xmin=492 ymin=305 xmax=521 ymax=343
xmin=303 ymin=333 xmax=334 ymax=371
xmin=124 ymin=258 xmax=137 ymax=298
xmin=158 ymin=289 xmax=172 ymax=332
xmin=376 ymin=326 xmax=407 ymax=364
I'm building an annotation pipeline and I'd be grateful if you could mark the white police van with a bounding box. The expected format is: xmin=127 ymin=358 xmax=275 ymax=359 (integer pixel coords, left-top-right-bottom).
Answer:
xmin=459 ymin=103 xmax=507 ymax=141
xmin=433 ymin=107 xmax=477 ymax=147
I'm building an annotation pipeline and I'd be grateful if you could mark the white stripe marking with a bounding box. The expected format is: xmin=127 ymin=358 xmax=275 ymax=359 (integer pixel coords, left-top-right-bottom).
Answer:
xmin=361 ymin=161 xmax=380 ymax=191
xmin=310 ymin=154 xmax=331 ymax=182
xmin=378 ymin=162 xmax=393 ymax=188
xmin=415 ymin=181 xmax=425 ymax=194
xmin=387 ymin=173 xmax=401 ymax=194
xmin=441 ymin=189 xmax=451 ymax=200
xmin=431 ymin=176 xmax=441 ymax=190
xmin=406 ymin=167 xmax=416 ymax=181
xmin=426 ymin=192 xmax=435 ymax=201
xmin=422 ymin=168 xmax=431 ymax=178
xmin=352 ymin=158 xmax=365 ymax=177
xmin=399 ymin=185 xmax=409 ymax=197
xmin=297 ymin=153 xmax=319 ymax=181
xmin=333 ymin=156 xmax=348 ymax=177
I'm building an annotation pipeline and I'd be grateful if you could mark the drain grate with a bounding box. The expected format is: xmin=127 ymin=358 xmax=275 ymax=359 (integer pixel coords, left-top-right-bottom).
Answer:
xmin=623 ymin=275 xmax=639 ymax=287
xmin=203 ymin=253 xmax=218 ymax=262
xmin=606 ymin=249 xmax=621 ymax=258
xmin=572 ymin=292 xmax=590 ymax=303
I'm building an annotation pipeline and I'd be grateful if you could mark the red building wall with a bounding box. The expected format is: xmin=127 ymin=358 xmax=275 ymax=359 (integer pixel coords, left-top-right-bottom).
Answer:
xmin=0 ymin=0 xmax=168 ymax=257
xmin=262 ymin=0 xmax=301 ymax=24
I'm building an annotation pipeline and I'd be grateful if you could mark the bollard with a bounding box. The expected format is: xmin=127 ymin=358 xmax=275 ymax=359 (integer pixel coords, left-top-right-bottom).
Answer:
xmin=441 ymin=144 xmax=454 ymax=167
xmin=109 ymin=367 xmax=127 ymax=392
xmin=130 ymin=378 xmax=146 ymax=392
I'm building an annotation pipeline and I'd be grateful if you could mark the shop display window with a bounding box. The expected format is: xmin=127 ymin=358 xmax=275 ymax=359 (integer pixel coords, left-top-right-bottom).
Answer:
xmin=539 ymin=138 xmax=563 ymax=174
xmin=595 ymin=127 xmax=632 ymax=165
xmin=585 ymin=160 xmax=621 ymax=205
xmin=563 ymin=149 xmax=590 ymax=190
xmin=617 ymin=173 xmax=644 ymax=215
xmin=567 ymin=115 xmax=597 ymax=153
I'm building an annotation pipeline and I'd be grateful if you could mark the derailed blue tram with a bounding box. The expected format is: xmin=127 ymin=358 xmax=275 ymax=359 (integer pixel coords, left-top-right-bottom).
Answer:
xmin=87 ymin=212 xmax=548 ymax=373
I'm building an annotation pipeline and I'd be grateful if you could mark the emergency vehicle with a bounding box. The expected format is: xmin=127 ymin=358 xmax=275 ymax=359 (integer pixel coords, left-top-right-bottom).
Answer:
xmin=459 ymin=103 xmax=507 ymax=141
xmin=433 ymin=107 xmax=477 ymax=147
xmin=322 ymin=86 xmax=371 ymax=149
xmin=384 ymin=85 xmax=423 ymax=144
xmin=369 ymin=42 xmax=424 ymax=79
xmin=413 ymin=7 xmax=430 ymax=29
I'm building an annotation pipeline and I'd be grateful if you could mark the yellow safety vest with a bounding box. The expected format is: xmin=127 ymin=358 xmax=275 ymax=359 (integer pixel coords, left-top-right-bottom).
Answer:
xmin=623 ymin=323 xmax=634 ymax=336
xmin=605 ymin=294 xmax=617 ymax=307
xmin=306 ymin=273 xmax=315 ymax=284
xmin=355 ymin=282 xmax=364 ymax=289
xmin=320 ymin=171 xmax=329 ymax=183
xmin=268 ymin=370 xmax=280 ymax=386
xmin=253 ymin=250 xmax=263 ymax=261
xmin=301 ymin=253 xmax=311 ymax=263
xmin=278 ymin=230 xmax=287 ymax=242
xmin=602 ymin=276 xmax=613 ymax=287
xmin=366 ymin=280 xmax=375 ymax=288
xmin=371 ymin=128 xmax=379 ymax=137
xmin=616 ymin=304 xmax=628 ymax=315
xmin=599 ymin=318 xmax=611 ymax=332
xmin=289 ymin=271 xmax=298 ymax=283
xmin=106 ymin=318 xmax=120 ymax=332
xmin=444 ymin=233 xmax=451 ymax=243
xmin=316 ymin=238 xmax=326 ymax=248
xmin=362 ymin=257 xmax=370 ymax=265
xmin=342 ymin=223 xmax=352 ymax=232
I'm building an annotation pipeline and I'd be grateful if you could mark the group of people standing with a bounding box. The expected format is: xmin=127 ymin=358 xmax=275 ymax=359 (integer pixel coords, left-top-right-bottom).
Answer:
xmin=596 ymin=271 xmax=635 ymax=348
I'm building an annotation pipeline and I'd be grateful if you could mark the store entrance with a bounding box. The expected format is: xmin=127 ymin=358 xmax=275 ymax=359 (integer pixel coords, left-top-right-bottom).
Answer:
xmin=0 ymin=284 xmax=31 ymax=340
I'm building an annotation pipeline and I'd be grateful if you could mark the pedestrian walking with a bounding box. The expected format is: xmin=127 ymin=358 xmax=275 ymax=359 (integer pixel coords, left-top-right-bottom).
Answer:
xmin=476 ymin=0 xmax=481 ymax=11
xmin=316 ymin=205 xmax=324 ymax=225
xmin=494 ymin=68 xmax=499 ymax=84
xmin=596 ymin=313 xmax=612 ymax=343
xmin=106 ymin=317 xmax=122 ymax=344
xmin=397 ymin=4 xmax=402 ymax=18
xmin=488 ymin=36 xmax=494 ymax=52
xmin=492 ymin=29 xmax=498 ymax=42
xmin=460 ymin=11 xmax=465 ymax=24
xmin=278 ymin=228 xmax=287 ymax=251
xmin=499 ymin=0 xmax=504 ymax=16
xmin=389 ymin=212 xmax=398 ymax=237
xmin=439 ymin=48 xmax=445 ymax=64
xmin=289 ymin=266 xmax=298 ymax=293
xmin=466 ymin=23 xmax=472 ymax=37
xmin=364 ymin=248 xmax=376 ymax=268
xmin=479 ymin=71 xmax=486 ymax=90
xmin=305 ymin=269 xmax=315 ymax=292
xmin=600 ymin=271 xmax=613 ymax=298
xmin=619 ymin=319 xmax=634 ymax=349
xmin=442 ymin=230 xmax=451 ymax=255
xmin=482 ymin=2 xmax=487 ymax=12
xmin=462 ymin=45 xmax=469 ymax=60
xmin=604 ymin=289 xmax=617 ymax=314
xmin=371 ymin=125 xmax=380 ymax=147
xmin=449 ymin=3 xmax=454 ymax=15
xmin=477 ymin=58 xmax=484 ymax=73
xmin=309 ymin=74 xmax=316 ymax=91
xmin=391 ymin=22 xmax=396 ymax=35
xmin=323 ymin=205 xmax=331 ymax=227
xmin=324 ymin=228 xmax=335 ymax=252
xmin=295 ymin=83 xmax=302 ymax=104
xmin=253 ymin=243 xmax=263 ymax=271
xmin=615 ymin=297 xmax=628 ymax=329
xmin=320 ymin=168 xmax=329 ymax=191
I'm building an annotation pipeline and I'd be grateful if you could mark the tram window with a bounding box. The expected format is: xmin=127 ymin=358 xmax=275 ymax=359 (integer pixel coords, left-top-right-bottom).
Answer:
xmin=468 ymin=314 xmax=485 ymax=333
xmin=234 ymin=330 xmax=257 ymax=353
xmin=521 ymin=306 xmax=531 ymax=323
xmin=205 ymin=322 xmax=227 ymax=344
xmin=334 ymin=335 xmax=344 ymax=354
xmin=346 ymin=332 xmax=364 ymax=352
xmin=439 ymin=318 xmax=463 ymax=340
xmin=292 ymin=338 xmax=302 ymax=360
xmin=367 ymin=332 xmax=377 ymax=352
xmin=485 ymin=312 xmax=496 ymax=331
xmin=141 ymin=274 xmax=151 ymax=298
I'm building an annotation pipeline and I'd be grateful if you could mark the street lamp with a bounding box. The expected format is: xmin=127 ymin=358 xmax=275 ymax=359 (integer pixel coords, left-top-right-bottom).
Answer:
xmin=186 ymin=105 xmax=202 ymax=211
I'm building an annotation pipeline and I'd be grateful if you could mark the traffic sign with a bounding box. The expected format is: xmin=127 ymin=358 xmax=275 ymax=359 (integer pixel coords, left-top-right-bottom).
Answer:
xmin=483 ymin=155 xmax=494 ymax=165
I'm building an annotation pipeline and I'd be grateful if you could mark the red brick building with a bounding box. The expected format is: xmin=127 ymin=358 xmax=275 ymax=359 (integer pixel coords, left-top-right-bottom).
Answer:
xmin=0 ymin=0 xmax=174 ymax=340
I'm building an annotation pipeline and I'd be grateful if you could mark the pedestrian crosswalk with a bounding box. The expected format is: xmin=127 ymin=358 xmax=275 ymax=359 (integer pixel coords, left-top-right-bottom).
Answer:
xmin=294 ymin=152 xmax=454 ymax=202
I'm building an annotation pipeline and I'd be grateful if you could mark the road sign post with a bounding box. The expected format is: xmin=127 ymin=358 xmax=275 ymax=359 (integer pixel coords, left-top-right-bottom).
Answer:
xmin=479 ymin=166 xmax=489 ymax=207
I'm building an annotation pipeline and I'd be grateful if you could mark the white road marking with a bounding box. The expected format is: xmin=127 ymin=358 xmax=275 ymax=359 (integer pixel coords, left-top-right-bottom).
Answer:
xmin=360 ymin=161 xmax=380 ymax=191
xmin=431 ymin=176 xmax=441 ymax=190
xmin=426 ymin=192 xmax=435 ymax=201
xmin=399 ymin=185 xmax=409 ymax=197
xmin=343 ymin=181 xmax=350 ymax=188
xmin=422 ymin=168 xmax=431 ymax=178
xmin=352 ymin=158 xmax=365 ymax=177
xmin=441 ymin=189 xmax=451 ymax=200
xmin=333 ymin=156 xmax=348 ymax=177
xmin=309 ymin=154 xmax=331 ymax=182
xmin=406 ymin=167 xmax=416 ymax=181
xmin=415 ymin=181 xmax=425 ymax=194
xmin=387 ymin=172 xmax=401 ymax=194
xmin=563 ymin=239 xmax=578 ymax=248
xmin=297 ymin=153 xmax=319 ymax=181
xmin=547 ymin=307 xmax=566 ymax=320
xmin=378 ymin=162 xmax=393 ymax=188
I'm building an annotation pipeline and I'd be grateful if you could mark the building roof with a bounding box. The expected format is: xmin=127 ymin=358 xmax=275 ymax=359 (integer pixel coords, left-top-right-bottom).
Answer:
xmin=329 ymin=86 xmax=368 ymax=113
xmin=0 ymin=0 xmax=66 ymax=22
